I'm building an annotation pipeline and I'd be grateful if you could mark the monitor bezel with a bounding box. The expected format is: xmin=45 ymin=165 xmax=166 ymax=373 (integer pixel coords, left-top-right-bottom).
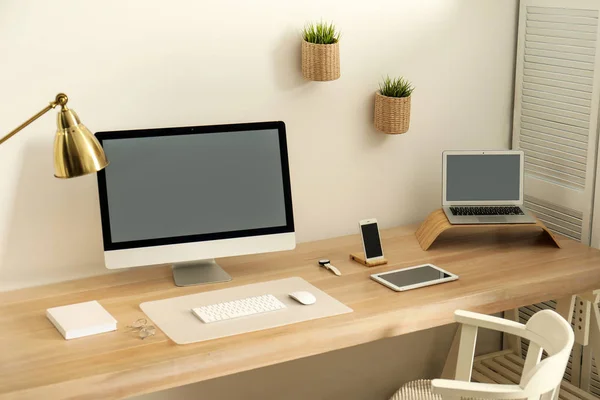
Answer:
xmin=442 ymin=150 xmax=524 ymax=206
xmin=95 ymin=121 xmax=295 ymax=251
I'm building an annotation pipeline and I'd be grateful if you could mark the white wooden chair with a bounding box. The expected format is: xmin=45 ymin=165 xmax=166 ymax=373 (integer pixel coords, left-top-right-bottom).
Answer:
xmin=390 ymin=309 xmax=574 ymax=400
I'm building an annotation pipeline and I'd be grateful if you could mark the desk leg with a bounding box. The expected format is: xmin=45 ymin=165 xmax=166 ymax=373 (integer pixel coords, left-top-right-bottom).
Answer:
xmin=581 ymin=347 xmax=592 ymax=391
xmin=582 ymin=302 xmax=600 ymax=392
xmin=502 ymin=309 xmax=521 ymax=357
xmin=441 ymin=325 xmax=461 ymax=379
xmin=556 ymin=295 xmax=578 ymax=385
xmin=441 ymin=324 xmax=477 ymax=381
xmin=555 ymin=295 xmax=576 ymax=322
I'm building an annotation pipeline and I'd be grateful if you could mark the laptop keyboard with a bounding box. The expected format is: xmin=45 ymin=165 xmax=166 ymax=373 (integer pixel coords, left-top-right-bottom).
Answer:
xmin=449 ymin=206 xmax=524 ymax=216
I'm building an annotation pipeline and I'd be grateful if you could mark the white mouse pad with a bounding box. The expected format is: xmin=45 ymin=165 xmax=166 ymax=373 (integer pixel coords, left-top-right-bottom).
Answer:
xmin=140 ymin=277 xmax=353 ymax=344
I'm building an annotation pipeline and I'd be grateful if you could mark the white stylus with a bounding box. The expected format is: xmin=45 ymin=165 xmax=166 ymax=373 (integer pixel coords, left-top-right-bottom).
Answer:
xmin=318 ymin=259 xmax=341 ymax=276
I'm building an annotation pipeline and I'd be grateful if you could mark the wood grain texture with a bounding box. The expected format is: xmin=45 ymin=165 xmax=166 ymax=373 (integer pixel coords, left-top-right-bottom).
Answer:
xmin=2 ymin=222 xmax=600 ymax=400
xmin=415 ymin=209 xmax=561 ymax=250
xmin=349 ymin=252 xmax=388 ymax=267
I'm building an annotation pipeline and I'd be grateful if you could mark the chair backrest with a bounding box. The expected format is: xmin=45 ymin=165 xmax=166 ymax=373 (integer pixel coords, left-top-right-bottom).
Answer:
xmin=519 ymin=310 xmax=574 ymax=396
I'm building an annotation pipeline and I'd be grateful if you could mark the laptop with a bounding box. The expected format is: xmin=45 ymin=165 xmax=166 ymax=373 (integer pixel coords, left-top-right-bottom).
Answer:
xmin=442 ymin=150 xmax=536 ymax=225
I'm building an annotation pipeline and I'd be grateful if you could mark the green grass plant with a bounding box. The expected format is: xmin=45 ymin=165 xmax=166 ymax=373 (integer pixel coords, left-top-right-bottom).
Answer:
xmin=302 ymin=21 xmax=340 ymax=44
xmin=379 ymin=76 xmax=414 ymax=98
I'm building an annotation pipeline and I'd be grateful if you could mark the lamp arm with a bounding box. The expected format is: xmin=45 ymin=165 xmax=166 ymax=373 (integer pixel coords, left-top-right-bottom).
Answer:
xmin=0 ymin=93 xmax=69 ymax=146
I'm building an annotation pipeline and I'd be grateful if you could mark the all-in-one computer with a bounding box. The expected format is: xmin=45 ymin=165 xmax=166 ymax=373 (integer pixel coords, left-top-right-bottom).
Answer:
xmin=96 ymin=121 xmax=295 ymax=286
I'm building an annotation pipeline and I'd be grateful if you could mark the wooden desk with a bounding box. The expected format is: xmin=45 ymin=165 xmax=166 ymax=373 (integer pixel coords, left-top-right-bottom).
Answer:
xmin=2 ymin=224 xmax=600 ymax=399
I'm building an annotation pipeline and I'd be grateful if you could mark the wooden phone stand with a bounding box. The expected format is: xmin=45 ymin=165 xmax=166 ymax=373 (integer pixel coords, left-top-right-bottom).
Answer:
xmin=349 ymin=252 xmax=388 ymax=267
xmin=415 ymin=209 xmax=561 ymax=251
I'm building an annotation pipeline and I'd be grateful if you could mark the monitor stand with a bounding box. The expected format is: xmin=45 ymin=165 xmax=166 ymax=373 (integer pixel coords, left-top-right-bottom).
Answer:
xmin=172 ymin=259 xmax=232 ymax=287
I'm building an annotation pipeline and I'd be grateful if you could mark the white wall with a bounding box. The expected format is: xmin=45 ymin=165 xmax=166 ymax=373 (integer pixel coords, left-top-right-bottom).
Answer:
xmin=0 ymin=0 xmax=516 ymax=291
xmin=0 ymin=0 xmax=517 ymax=398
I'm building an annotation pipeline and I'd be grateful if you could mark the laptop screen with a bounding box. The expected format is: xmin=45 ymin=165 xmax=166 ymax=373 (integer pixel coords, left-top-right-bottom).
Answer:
xmin=445 ymin=154 xmax=521 ymax=202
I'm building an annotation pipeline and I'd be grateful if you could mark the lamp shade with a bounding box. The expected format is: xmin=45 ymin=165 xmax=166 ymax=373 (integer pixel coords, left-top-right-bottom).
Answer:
xmin=54 ymin=108 xmax=109 ymax=178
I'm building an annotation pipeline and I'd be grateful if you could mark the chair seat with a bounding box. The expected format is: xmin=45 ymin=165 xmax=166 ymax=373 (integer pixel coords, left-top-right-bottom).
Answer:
xmin=389 ymin=380 xmax=440 ymax=400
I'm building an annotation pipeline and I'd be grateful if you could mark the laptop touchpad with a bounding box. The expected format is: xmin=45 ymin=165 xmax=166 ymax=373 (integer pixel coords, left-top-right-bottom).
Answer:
xmin=477 ymin=216 xmax=508 ymax=223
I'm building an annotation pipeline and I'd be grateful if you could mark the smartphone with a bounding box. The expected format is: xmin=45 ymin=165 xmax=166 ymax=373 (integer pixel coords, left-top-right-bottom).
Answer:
xmin=359 ymin=219 xmax=384 ymax=262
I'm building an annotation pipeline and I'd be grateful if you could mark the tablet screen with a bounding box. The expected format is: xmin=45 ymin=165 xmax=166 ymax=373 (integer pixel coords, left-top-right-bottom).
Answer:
xmin=378 ymin=265 xmax=450 ymax=287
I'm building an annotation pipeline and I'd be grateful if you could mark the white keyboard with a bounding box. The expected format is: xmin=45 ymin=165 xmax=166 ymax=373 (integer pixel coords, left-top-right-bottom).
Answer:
xmin=191 ymin=294 xmax=287 ymax=324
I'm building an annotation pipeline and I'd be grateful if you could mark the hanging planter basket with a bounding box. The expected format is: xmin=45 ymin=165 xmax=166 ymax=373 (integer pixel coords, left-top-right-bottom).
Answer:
xmin=301 ymin=40 xmax=340 ymax=81
xmin=374 ymin=92 xmax=411 ymax=134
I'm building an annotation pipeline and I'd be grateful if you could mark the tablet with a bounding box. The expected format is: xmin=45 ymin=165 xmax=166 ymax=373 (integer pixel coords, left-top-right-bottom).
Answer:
xmin=370 ymin=264 xmax=458 ymax=292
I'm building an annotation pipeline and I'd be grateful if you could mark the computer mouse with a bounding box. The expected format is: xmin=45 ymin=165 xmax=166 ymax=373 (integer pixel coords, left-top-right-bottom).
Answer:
xmin=288 ymin=291 xmax=316 ymax=305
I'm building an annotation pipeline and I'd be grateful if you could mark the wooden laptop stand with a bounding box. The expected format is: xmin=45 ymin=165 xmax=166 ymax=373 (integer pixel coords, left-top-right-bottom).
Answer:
xmin=415 ymin=209 xmax=561 ymax=251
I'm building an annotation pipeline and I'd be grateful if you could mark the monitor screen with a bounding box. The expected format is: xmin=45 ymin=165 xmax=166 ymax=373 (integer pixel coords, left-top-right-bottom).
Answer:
xmin=96 ymin=122 xmax=294 ymax=250
xmin=445 ymin=154 xmax=521 ymax=202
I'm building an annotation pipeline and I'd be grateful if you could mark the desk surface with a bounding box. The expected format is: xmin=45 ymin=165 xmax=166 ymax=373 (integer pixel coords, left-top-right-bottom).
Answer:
xmin=2 ymin=224 xmax=600 ymax=399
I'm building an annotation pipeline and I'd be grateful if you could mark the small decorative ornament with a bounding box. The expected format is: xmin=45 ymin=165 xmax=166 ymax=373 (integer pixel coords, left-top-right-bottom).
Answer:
xmin=127 ymin=318 xmax=156 ymax=339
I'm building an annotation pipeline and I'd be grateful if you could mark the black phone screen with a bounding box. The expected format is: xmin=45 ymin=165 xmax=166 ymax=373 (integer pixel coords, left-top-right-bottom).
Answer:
xmin=361 ymin=223 xmax=383 ymax=259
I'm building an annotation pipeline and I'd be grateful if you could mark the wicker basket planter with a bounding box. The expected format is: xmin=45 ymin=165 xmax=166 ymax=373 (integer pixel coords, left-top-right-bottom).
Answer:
xmin=301 ymin=40 xmax=340 ymax=81
xmin=374 ymin=92 xmax=411 ymax=134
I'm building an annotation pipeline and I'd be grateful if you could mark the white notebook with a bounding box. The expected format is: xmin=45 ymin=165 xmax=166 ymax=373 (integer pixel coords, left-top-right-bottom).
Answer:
xmin=46 ymin=300 xmax=117 ymax=340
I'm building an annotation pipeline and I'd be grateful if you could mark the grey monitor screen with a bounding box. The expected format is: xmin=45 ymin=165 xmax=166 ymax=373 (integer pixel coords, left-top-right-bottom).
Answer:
xmin=445 ymin=154 xmax=521 ymax=202
xmin=96 ymin=122 xmax=293 ymax=249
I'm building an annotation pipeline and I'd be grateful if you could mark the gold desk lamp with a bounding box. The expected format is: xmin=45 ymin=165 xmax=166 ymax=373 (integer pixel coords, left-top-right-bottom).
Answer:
xmin=0 ymin=93 xmax=108 ymax=178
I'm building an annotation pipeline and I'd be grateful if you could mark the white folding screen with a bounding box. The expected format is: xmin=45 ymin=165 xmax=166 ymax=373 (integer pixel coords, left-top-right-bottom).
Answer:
xmin=512 ymin=1 xmax=600 ymax=394
xmin=512 ymin=0 xmax=600 ymax=244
